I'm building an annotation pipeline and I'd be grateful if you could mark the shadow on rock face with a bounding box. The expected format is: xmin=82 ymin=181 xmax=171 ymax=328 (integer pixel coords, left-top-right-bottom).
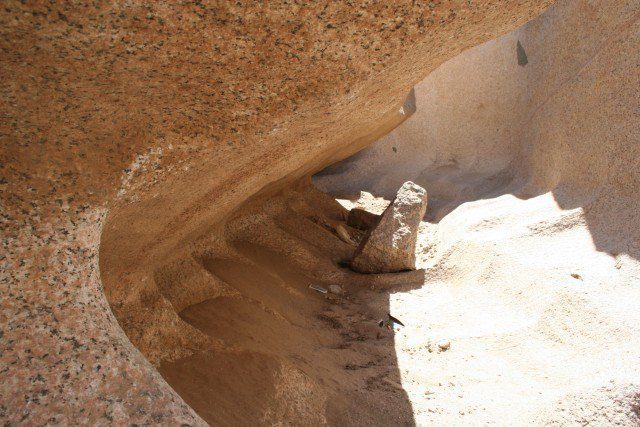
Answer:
xmin=313 ymin=0 xmax=640 ymax=263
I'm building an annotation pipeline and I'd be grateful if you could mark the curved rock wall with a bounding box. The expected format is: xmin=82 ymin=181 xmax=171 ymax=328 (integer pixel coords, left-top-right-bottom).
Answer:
xmin=313 ymin=1 xmax=640 ymax=423
xmin=0 ymin=1 xmax=553 ymax=424
xmin=315 ymin=0 xmax=640 ymax=234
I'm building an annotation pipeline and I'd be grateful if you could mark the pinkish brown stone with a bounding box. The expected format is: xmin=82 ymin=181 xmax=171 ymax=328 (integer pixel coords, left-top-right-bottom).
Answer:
xmin=347 ymin=207 xmax=381 ymax=230
xmin=0 ymin=0 xmax=554 ymax=424
xmin=351 ymin=182 xmax=427 ymax=273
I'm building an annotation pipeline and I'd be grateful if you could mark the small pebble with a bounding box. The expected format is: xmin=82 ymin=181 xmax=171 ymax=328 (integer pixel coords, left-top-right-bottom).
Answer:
xmin=438 ymin=340 xmax=451 ymax=351
xmin=329 ymin=284 xmax=344 ymax=295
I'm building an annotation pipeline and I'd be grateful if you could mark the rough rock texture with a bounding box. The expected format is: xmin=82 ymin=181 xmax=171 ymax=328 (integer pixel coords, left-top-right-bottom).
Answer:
xmin=316 ymin=0 xmax=640 ymax=216
xmin=351 ymin=182 xmax=428 ymax=273
xmin=315 ymin=0 xmax=640 ymax=424
xmin=347 ymin=207 xmax=381 ymax=231
xmin=0 ymin=0 xmax=554 ymax=423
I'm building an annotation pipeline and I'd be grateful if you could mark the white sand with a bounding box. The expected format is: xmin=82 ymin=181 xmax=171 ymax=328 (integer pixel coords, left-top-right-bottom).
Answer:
xmin=403 ymin=192 xmax=639 ymax=424
xmin=319 ymin=1 xmax=640 ymax=423
xmin=336 ymin=187 xmax=640 ymax=424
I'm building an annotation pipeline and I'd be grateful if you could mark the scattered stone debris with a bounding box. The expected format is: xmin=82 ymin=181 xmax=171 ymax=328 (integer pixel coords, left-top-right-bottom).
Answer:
xmin=426 ymin=340 xmax=451 ymax=353
xmin=309 ymin=284 xmax=327 ymax=294
xmin=350 ymin=181 xmax=428 ymax=273
xmin=329 ymin=284 xmax=344 ymax=295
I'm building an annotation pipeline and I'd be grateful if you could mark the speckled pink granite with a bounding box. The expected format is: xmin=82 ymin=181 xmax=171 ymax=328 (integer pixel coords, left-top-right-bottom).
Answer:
xmin=0 ymin=1 xmax=553 ymax=423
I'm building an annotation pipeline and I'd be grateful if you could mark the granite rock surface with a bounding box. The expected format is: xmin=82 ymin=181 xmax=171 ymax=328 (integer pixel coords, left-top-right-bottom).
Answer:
xmin=347 ymin=207 xmax=381 ymax=231
xmin=351 ymin=182 xmax=428 ymax=273
xmin=0 ymin=1 xmax=553 ymax=423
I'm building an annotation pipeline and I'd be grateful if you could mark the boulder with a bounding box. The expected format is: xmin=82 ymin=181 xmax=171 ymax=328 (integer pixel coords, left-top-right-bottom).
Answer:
xmin=347 ymin=207 xmax=381 ymax=230
xmin=350 ymin=182 xmax=427 ymax=273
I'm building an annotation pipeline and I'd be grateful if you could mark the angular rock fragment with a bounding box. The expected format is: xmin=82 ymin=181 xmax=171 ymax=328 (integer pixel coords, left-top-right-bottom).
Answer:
xmin=350 ymin=182 xmax=427 ymax=273
xmin=347 ymin=207 xmax=380 ymax=230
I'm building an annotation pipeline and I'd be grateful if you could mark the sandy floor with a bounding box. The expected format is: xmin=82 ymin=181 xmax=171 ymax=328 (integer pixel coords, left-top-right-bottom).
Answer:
xmin=158 ymin=182 xmax=421 ymax=426
xmin=308 ymin=1 xmax=640 ymax=422
xmin=157 ymin=173 xmax=640 ymax=425
xmin=337 ymin=187 xmax=640 ymax=425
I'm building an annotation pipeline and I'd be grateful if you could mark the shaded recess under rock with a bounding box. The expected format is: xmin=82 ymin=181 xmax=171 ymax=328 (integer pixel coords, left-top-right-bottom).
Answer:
xmin=158 ymin=178 xmax=428 ymax=425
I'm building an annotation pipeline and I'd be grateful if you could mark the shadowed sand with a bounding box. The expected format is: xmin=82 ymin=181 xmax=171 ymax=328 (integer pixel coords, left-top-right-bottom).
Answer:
xmin=314 ymin=0 xmax=640 ymax=424
xmin=158 ymin=181 xmax=421 ymax=425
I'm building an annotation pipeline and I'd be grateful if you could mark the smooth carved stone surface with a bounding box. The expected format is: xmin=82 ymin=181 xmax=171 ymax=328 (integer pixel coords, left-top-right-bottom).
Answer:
xmin=351 ymin=182 xmax=428 ymax=273
xmin=0 ymin=0 xmax=553 ymax=424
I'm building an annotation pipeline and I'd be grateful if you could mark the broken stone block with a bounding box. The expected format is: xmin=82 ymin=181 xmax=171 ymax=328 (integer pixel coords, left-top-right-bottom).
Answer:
xmin=347 ymin=207 xmax=380 ymax=230
xmin=350 ymin=182 xmax=427 ymax=273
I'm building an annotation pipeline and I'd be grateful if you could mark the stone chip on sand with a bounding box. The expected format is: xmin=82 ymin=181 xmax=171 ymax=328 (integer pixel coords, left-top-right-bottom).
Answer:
xmin=437 ymin=340 xmax=451 ymax=352
xmin=350 ymin=181 xmax=428 ymax=273
xmin=329 ymin=285 xmax=344 ymax=295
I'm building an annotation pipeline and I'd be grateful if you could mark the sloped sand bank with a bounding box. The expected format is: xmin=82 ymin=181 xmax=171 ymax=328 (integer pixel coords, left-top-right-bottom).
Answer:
xmin=315 ymin=0 xmax=640 ymax=424
xmin=157 ymin=181 xmax=423 ymax=425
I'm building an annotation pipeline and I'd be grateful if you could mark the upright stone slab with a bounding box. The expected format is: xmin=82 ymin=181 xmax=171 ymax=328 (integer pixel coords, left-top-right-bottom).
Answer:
xmin=350 ymin=182 xmax=427 ymax=273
